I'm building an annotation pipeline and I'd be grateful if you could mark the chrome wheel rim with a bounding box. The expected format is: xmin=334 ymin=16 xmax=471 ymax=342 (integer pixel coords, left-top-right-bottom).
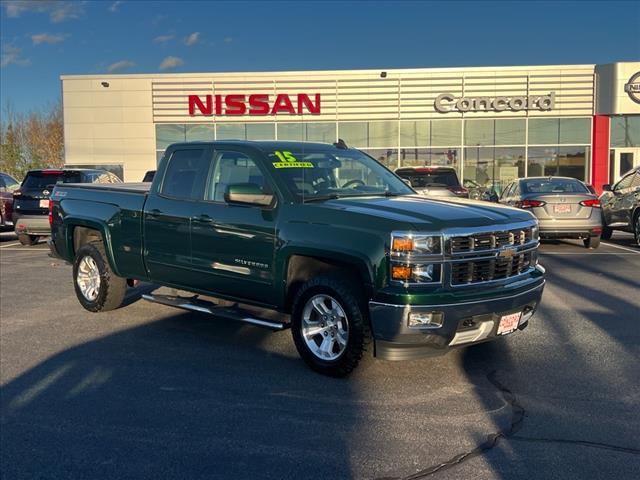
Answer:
xmin=77 ymin=256 xmax=101 ymax=302
xmin=301 ymin=294 xmax=349 ymax=361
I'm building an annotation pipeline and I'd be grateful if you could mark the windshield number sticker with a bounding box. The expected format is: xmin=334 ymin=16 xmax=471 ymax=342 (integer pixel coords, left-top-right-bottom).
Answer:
xmin=272 ymin=151 xmax=314 ymax=169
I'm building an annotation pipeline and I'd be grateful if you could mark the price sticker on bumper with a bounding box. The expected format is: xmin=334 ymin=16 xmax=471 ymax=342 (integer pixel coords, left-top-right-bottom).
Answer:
xmin=497 ymin=312 xmax=522 ymax=335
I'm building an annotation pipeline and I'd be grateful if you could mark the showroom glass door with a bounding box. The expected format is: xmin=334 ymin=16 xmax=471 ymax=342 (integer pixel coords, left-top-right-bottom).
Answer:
xmin=610 ymin=148 xmax=640 ymax=183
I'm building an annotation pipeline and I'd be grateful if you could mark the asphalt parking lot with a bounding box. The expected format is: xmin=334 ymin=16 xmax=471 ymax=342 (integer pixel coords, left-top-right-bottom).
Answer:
xmin=1 ymin=231 xmax=639 ymax=480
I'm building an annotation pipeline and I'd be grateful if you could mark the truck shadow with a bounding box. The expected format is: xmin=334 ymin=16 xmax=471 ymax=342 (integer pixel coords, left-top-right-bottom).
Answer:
xmin=0 ymin=310 xmax=361 ymax=480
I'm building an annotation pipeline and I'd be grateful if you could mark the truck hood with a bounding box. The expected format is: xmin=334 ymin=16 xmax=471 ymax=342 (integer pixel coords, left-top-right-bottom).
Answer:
xmin=317 ymin=195 xmax=534 ymax=230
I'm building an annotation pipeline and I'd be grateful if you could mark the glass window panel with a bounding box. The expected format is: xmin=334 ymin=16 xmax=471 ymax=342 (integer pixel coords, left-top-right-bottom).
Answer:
xmin=399 ymin=148 xmax=459 ymax=170
xmin=246 ymin=123 xmax=275 ymax=140
xmin=339 ymin=122 xmax=368 ymax=147
xmin=559 ymin=118 xmax=591 ymax=144
xmin=368 ymin=121 xmax=398 ymax=148
xmin=528 ymin=118 xmax=559 ymax=144
xmin=277 ymin=123 xmax=304 ymax=141
xmin=161 ymin=148 xmax=209 ymax=199
xmin=495 ymin=119 xmax=526 ymax=145
xmin=216 ymin=123 xmax=245 ymax=140
xmin=558 ymin=146 xmax=588 ymax=181
xmin=400 ymin=121 xmax=430 ymax=147
xmin=431 ymin=120 xmax=461 ymax=146
xmin=464 ymin=147 xmax=524 ymax=195
xmin=464 ymin=119 xmax=494 ymax=146
xmin=64 ymin=164 xmax=124 ymax=181
xmin=156 ymin=124 xmax=185 ymax=150
xmin=610 ymin=116 xmax=640 ymax=147
xmin=527 ymin=147 xmax=558 ymax=177
xmin=306 ymin=123 xmax=336 ymax=143
xmin=185 ymin=124 xmax=215 ymax=142
xmin=361 ymin=148 xmax=397 ymax=169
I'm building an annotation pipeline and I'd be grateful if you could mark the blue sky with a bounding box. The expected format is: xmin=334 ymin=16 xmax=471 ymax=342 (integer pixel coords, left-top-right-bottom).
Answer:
xmin=1 ymin=0 xmax=639 ymax=113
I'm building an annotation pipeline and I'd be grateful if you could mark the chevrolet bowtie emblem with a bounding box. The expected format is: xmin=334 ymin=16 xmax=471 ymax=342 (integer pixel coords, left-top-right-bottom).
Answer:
xmin=497 ymin=247 xmax=517 ymax=259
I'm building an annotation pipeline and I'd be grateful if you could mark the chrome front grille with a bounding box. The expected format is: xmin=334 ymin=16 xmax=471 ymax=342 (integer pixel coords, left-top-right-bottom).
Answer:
xmin=450 ymin=227 xmax=533 ymax=254
xmin=451 ymin=251 xmax=533 ymax=285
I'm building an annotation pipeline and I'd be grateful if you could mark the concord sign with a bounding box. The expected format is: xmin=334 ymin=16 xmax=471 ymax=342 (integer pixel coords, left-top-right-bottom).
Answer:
xmin=434 ymin=92 xmax=556 ymax=113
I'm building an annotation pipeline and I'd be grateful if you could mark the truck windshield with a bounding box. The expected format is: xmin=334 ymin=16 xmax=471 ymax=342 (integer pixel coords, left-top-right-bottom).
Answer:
xmin=267 ymin=149 xmax=413 ymax=201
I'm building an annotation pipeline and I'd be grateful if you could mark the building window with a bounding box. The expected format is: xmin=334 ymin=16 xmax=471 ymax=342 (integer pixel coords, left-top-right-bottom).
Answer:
xmin=306 ymin=123 xmax=336 ymax=143
xmin=495 ymin=119 xmax=526 ymax=145
xmin=463 ymin=147 xmax=525 ymax=195
xmin=527 ymin=146 xmax=588 ymax=181
xmin=186 ymin=124 xmax=215 ymax=142
xmin=246 ymin=123 xmax=275 ymax=140
xmin=156 ymin=124 xmax=185 ymax=150
xmin=216 ymin=123 xmax=245 ymax=140
xmin=400 ymin=148 xmax=459 ymax=169
xmin=431 ymin=119 xmax=462 ymax=146
xmin=400 ymin=121 xmax=430 ymax=147
xmin=610 ymin=116 xmax=640 ymax=147
xmin=528 ymin=118 xmax=591 ymax=145
xmin=369 ymin=121 xmax=398 ymax=148
xmin=338 ymin=122 xmax=368 ymax=147
xmin=559 ymin=118 xmax=591 ymax=144
xmin=277 ymin=123 xmax=304 ymax=141
xmin=65 ymin=164 xmax=124 ymax=181
xmin=361 ymin=148 xmax=397 ymax=169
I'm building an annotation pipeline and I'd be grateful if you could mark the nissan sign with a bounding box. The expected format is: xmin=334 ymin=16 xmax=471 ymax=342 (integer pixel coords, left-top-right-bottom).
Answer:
xmin=189 ymin=93 xmax=321 ymax=116
xmin=434 ymin=92 xmax=555 ymax=113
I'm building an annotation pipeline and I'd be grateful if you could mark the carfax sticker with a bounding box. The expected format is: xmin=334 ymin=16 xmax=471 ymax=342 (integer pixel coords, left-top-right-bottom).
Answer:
xmin=272 ymin=150 xmax=314 ymax=169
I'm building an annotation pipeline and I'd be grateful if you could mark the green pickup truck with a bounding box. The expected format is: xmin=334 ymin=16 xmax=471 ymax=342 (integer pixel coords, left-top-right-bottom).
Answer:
xmin=49 ymin=140 xmax=545 ymax=376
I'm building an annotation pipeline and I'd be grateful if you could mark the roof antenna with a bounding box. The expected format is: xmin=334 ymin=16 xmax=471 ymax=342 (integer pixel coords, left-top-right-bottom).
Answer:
xmin=334 ymin=138 xmax=348 ymax=150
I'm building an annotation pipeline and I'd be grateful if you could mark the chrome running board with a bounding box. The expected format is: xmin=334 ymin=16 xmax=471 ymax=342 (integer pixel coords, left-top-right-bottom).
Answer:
xmin=142 ymin=294 xmax=289 ymax=331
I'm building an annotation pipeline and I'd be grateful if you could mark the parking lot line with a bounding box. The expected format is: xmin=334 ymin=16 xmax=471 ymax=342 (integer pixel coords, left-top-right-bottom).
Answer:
xmin=600 ymin=242 xmax=640 ymax=254
xmin=0 ymin=242 xmax=20 ymax=248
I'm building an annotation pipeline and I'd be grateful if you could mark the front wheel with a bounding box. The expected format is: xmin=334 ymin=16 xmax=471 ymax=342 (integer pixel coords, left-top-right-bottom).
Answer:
xmin=584 ymin=235 xmax=600 ymax=249
xmin=291 ymin=276 xmax=370 ymax=377
xmin=73 ymin=242 xmax=127 ymax=312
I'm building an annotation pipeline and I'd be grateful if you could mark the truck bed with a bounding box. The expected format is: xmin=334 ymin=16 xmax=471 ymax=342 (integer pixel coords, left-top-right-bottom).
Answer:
xmin=61 ymin=182 xmax=151 ymax=193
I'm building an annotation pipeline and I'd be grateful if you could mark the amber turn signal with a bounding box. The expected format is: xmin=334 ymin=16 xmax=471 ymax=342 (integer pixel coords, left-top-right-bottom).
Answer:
xmin=392 ymin=237 xmax=414 ymax=252
xmin=392 ymin=265 xmax=412 ymax=281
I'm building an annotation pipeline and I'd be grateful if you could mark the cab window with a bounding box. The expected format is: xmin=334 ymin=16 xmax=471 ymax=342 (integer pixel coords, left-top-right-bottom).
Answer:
xmin=161 ymin=148 xmax=210 ymax=200
xmin=206 ymin=151 xmax=270 ymax=202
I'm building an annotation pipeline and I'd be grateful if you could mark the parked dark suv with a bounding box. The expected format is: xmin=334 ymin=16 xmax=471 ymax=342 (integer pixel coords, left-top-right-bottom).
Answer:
xmin=13 ymin=168 xmax=121 ymax=245
xmin=600 ymin=166 xmax=640 ymax=245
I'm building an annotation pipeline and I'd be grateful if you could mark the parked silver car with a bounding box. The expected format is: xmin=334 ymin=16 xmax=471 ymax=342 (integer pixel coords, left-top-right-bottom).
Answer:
xmin=499 ymin=177 xmax=602 ymax=248
xmin=395 ymin=166 xmax=469 ymax=198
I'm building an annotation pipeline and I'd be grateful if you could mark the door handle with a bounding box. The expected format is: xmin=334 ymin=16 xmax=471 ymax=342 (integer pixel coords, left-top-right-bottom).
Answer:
xmin=192 ymin=214 xmax=214 ymax=223
xmin=146 ymin=208 xmax=162 ymax=219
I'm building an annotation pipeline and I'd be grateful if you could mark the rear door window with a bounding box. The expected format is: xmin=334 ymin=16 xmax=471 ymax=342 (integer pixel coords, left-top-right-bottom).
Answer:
xmin=206 ymin=151 xmax=270 ymax=202
xmin=22 ymin=171 xmax=82 ymax=190
xmin=160 ymin=148 xmax=210 ymax=200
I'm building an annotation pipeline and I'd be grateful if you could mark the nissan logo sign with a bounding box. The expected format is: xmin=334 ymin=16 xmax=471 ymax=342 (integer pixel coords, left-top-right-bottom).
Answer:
xmin=434 ymin=92 xmax=555 ymax=113
xmin=624 ymin=71 xmax=640 ymax=104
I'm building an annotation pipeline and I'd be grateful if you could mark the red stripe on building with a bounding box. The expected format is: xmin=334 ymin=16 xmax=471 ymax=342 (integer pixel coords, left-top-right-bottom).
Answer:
xmin=591 ymin=115 xmax=610 ymax=194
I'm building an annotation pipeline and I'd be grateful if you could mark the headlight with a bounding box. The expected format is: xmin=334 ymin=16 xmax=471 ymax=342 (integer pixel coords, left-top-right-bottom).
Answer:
xmin=391 ymin=233 xmax=442 ymax=255
xmin=391 ymin=263 xmax=442 ymax=283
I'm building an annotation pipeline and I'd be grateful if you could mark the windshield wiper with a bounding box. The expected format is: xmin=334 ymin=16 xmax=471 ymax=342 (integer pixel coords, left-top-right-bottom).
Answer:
xmin=302 ymin=194 xmax=342 ymax=203
xmin=302 ymin=191 xmax=404 ymax=202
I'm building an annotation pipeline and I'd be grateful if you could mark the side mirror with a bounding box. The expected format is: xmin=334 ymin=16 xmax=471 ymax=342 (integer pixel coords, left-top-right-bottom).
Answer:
xmin=224 ymin=183 xmax=274 ymax=207
xmin=602 ymin=184 xmax=612 ymax=192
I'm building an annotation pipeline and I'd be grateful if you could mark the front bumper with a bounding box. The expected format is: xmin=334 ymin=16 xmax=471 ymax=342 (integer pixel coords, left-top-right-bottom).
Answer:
xmin=13 ymin=215 xmax=50 ymax=236
xmin=369 ymin=276 xmax=545 ymax=361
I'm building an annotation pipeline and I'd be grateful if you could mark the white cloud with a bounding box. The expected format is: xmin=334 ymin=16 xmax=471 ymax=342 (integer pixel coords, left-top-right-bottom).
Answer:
xmin=1 ymin=44 xmax=30 ymax=68
xmin=109 ymin=1 xmax=123 ymax=12
xmin=153 ymin=34 xmax=174 ymax=43
xmin=223 ymin=37 xmax=232 ymax=43
xmin=184 ymin=32 xmax=200 ymax=46
xmin=31 ymin=33 xmax=67 ymax=45
xmin=2 ymin=1 xmax=85 ymax=23
xmin=107 ymin=60 xmax=135 ymax=73
xmin=159 ymin=56 xmax=183 ymax=70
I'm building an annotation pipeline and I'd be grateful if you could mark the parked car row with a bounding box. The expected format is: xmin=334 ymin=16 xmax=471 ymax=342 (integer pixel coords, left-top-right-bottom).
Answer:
xmin=1 ymin=168 xmax=122 ymax=245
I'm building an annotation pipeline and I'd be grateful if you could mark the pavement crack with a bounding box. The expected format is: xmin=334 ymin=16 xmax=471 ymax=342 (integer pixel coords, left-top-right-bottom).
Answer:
xmin=377 ymin=370 xmax=640 ymax=480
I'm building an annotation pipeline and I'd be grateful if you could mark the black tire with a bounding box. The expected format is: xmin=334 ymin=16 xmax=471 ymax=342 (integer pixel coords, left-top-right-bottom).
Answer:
xmin=17 ymin=234 xmax=39 ymax=246
xmin=583 ymin=235 xmax=600 ymax=249
xmin=291 ymin=276 xmax=370 ymax=377
xmin=600 ymin=226 xmax=613 ymax=240
xmin=73 ymin=242 xmax=127 ymax=312
xmin=634 ymin=212 xmax=640 ymax=247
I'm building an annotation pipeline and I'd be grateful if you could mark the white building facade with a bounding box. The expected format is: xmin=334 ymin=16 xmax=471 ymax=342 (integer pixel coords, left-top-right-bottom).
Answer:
xmin=61 ymin=61 xmax=640 ymax=192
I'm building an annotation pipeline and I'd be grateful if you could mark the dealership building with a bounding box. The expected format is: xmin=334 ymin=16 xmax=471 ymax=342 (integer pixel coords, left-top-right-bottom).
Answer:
xmin=61 ymin=61 xmax=639 ymax=191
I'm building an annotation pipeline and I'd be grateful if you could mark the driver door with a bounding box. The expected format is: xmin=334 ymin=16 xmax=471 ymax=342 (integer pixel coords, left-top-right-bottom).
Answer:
xmin=189 ymin=149 xmax=278 ymax=306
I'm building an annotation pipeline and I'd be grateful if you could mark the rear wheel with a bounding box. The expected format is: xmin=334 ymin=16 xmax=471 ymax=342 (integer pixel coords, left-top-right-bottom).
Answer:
xmin=17 ymin=234 xmax=39 ymax=246
xmin=634 ymin=213 xmax=640 ymax=247
xmin=291 ymin=276 xmax=370 ymax=377
xmin=600 ymin=226 xmax=613 ymax=240
xmin=583 ymin=235 xmax=600 ymax=249
xmin=73 ymin=242 xmax=127 ymax=312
